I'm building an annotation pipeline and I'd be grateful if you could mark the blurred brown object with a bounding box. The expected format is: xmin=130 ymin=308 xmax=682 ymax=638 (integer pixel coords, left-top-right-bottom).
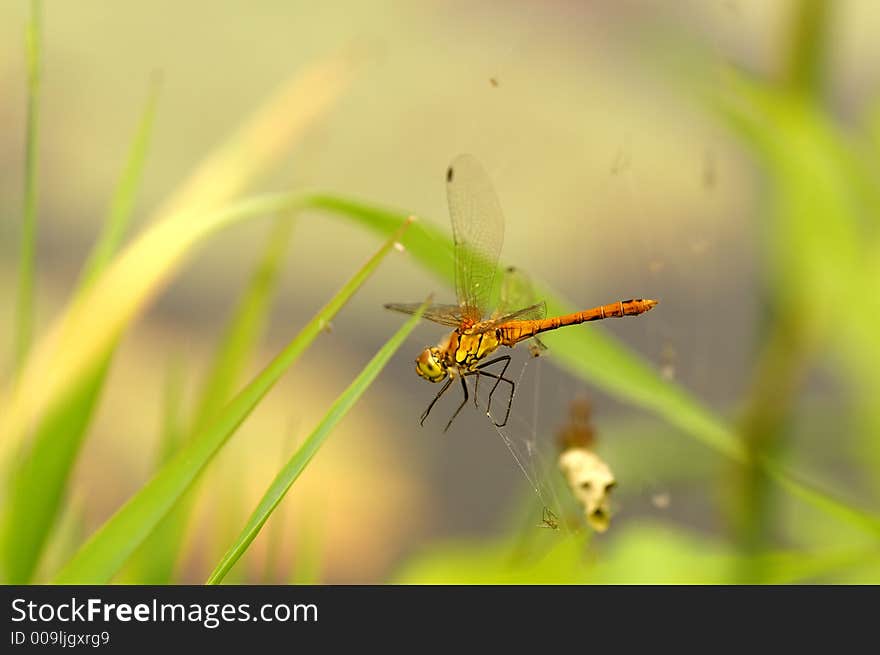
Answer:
xmin=557 ymin=396 xmax=596 ymax=451
xmin=556 ymin=397 xmax=616 ymax=533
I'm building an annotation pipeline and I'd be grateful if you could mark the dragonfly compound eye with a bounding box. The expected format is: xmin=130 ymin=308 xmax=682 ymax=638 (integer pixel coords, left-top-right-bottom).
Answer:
xmin=415 ymin=348 xmax=446 ymax=383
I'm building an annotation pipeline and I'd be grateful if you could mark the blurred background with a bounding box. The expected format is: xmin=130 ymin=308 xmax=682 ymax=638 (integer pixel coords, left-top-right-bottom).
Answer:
xmin=1 ymin=0 xmax=878 ymax=583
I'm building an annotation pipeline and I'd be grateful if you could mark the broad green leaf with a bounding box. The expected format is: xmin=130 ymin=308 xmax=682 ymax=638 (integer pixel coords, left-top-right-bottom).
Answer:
xmin=206 ymin=298 xmax=427 ymax=584
xmin=52 ymin=220 xmax=412 ymax=584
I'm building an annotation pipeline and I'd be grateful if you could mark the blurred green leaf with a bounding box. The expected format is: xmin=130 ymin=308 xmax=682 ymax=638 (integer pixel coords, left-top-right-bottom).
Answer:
xmin=261 ymin=426 xmax=300 ymax=584
xmin=288 ymin=506 xmax=325 ymax=585
xmin=394 ymin=521 xmax=877 ymax=584
xmin=0 ymin=193 xmax=309 ymax=465
xmin=206 ymin=297 xmax=427 ymax=584
xmin=590 ymin=523 xmax=877 ymax=584
xmin=783 ymin=0 xmax=831 ymax=97
xmin=1 ymin=52 xmax=357 ymax=467
xmin=124 ymin=219 xmax=295 ymax=583
xmin=1 ymin=80 xmax=159 ymax=583
xmin=77 ymin=77 xmax=161 ymax=292
xmin=32 ymin=494 xmax=87 ymax=582
xmin=0 ymin=356 xmax=110 ymax=583
xmin=711 ymin=72 xmax=862 ymax=323
xmin=393 ymin=532 xmax=590 ymax=584
xmin=193 ymin=217 xmax=295 ymax=430
xmin=117 ymin=357 xmax=189 ymax=584
xmin=707 ymin=65 xmax=880 ymax=544
xmin=13 ymin=0 xmax=42 ymax=377
xmin=763 ymin=460 xmax=880 ymax=536
xmin=52 ymin=220 xmax=412 ymax=583
xmin=157 ymin=358 xmax=187 ymax=463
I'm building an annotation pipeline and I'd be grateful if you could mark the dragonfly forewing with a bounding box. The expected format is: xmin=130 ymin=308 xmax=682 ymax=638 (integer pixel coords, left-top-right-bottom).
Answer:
xmin=446 ymin=154 xmax=505 ymax=324
xmin=384 ymin=302 xmax=466 ymax=328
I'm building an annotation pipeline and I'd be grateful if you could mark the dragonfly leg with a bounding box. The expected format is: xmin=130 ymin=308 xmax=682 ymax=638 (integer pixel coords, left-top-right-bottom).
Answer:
xmin=420 ymin=376 xmax=453 ymax=426
xmin=476 ymin=355 xmax=512 ymax=421
xmin=443 ymin=376 xmax=470 ymax=433
xmin=473 ymin=371 xmax=481 ymax=408
xmin=468 ymin=367 xmax=515 ymax=428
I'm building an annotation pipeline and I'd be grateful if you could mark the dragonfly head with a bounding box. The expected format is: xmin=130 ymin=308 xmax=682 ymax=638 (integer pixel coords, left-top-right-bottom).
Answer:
xmin=415 ymin=347 xmax=447 ymax=383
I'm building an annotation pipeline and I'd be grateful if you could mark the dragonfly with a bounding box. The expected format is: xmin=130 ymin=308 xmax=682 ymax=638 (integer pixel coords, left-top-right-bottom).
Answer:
xmin=385 ymin=154 xmax=658 ymax=432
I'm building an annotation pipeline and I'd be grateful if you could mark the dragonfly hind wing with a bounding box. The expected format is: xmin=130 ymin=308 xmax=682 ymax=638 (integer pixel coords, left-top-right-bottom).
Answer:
xmin=467 ymin=301 xmax=547 ymax=334
xmin=496 ymin=266 xmax=541 ymax=318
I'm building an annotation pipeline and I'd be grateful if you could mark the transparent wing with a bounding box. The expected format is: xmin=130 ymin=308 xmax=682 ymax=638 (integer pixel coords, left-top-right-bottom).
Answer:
xmin=446 ymin=153 xmax=504 ymax=323
xmin=495 ymin=266 xmax=542 ymax=317
xmin=467 ymin=266 xmax=548 ymax=334
xmin=383 ymin=302 xmax=465 ymax=328
xmin=467 ymin=301 xmax=547 ymax=334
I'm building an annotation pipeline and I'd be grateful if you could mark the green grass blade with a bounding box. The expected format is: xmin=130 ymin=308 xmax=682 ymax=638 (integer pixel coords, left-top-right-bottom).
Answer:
xmin=157 ymin=357 xmax=186 ymax=462
xmin=117 ymin=358 xmax=189 ymax=584
xmin=261 ymin=425 xmax=301 ymax=583
xmin=206 ymin=298 xmax=427 ymax=585
xmin=52 ymin=220 xmax=412 ymax=584
xmin=13 ymin=0 xmax=42 ymax=377
xmin=125 ymin=220 xmax=294 ymax=583
xmin=193 ymin=217 xmax=295 ymax=429
xmin=77 ymin=77 xmax=161 ymax=292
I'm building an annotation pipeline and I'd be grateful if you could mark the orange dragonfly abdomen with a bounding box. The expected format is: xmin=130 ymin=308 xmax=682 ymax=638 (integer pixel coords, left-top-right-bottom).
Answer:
xmin=498 ymin=298 xmax=658 ymax=346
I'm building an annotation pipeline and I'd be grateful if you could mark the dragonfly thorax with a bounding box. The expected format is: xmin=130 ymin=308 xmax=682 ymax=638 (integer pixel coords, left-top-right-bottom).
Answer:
xmin=415 ymin=347 xmax=447 ymax=383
